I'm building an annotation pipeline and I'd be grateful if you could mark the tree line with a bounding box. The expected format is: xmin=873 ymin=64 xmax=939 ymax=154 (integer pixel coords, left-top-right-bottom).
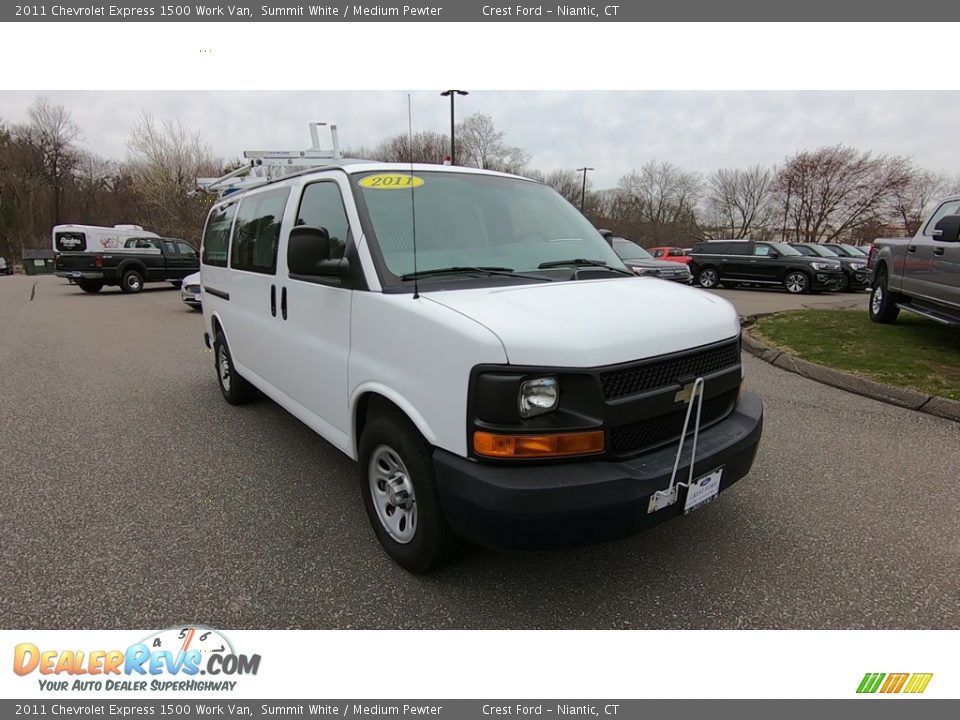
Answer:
xmin=2 ymin=97 xmax=957 ymax=262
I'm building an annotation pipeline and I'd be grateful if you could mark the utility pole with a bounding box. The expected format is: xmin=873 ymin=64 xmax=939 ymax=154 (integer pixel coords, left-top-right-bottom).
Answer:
xmin=576 ymin=167 xmax=594 ymax=213
xmin=440 ymin=90 xmax=468 ymax=164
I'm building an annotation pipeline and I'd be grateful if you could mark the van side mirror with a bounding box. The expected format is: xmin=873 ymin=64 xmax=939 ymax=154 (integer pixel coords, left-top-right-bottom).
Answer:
xmin=287 ymin=225 xmax=349 ymax=278
xmin=598 ymin=229 xmax=614 ymax=247
xmin=932 ymin=215 xmax=960 ymax=243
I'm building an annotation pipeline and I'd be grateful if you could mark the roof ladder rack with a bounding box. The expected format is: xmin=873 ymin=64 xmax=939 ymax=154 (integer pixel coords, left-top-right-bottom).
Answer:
xmin=195 ymin=122 xmax=343 ymax=197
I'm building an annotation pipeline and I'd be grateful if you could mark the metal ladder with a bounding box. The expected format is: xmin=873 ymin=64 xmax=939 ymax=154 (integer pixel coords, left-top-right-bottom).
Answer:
xmin=194 ymin=122 xmax=343 ymax=198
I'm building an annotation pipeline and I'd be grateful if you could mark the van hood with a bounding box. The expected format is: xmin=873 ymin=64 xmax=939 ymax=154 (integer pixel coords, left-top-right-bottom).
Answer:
xmin=423 ymin=277 xmax=740 ymax=367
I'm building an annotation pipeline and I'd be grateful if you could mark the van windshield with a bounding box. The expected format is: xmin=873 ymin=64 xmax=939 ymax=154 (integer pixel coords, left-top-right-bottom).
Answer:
xmin=353 ymin=171 xmax=626 ymax=282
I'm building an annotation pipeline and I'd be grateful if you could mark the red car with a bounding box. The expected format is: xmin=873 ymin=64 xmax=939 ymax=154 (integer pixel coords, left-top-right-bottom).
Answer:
xmin=647 ymin=246 xmax=692 ymax=265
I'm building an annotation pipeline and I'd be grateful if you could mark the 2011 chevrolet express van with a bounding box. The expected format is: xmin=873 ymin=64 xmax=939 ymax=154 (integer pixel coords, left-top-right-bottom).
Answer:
xmin=199 ymin=162 xmax=764 ymax=572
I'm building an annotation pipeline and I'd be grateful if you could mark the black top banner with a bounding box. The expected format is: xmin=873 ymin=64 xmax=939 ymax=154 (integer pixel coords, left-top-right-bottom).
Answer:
xmin=5 ymin=0 xmax=957 ymax=22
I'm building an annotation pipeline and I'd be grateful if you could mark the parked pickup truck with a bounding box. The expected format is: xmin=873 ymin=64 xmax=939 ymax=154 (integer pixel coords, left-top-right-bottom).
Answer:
xmin=55 ymin=237 xmax=199 ymax=294
xmin=868 ymin=196 xmax=960 ymax=326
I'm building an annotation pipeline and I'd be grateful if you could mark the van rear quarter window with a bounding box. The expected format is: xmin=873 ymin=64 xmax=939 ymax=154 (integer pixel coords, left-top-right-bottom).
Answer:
xmin=202 ymin=201 xmax=237 ymax=267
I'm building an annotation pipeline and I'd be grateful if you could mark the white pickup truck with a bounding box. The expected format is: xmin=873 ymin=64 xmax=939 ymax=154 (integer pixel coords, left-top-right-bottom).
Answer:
xmin=868 ymin=196 xmax=960 ymax=326
xmin=199 ymin=162 xmax=765 ymax=571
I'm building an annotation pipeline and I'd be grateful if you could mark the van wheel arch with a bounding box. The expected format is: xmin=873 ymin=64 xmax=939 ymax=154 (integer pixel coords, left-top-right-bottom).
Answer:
xmin=353 ymin=392 xmax=436 ymax=456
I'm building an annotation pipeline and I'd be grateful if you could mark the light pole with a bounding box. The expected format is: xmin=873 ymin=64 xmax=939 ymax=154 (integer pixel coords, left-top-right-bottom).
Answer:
xmin=576 ymin=167 xmax=594 ymax=213
xmin=440 ymin=90 xmax=468 ymax=164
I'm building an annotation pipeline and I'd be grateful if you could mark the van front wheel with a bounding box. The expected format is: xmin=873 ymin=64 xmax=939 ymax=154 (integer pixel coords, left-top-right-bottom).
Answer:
xmin=359 ymin=413 xmax=457 ymax=573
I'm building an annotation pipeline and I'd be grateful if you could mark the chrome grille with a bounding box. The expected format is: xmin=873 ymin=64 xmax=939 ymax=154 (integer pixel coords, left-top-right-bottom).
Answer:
xmin=599 ymin=340 xmax=740 ymax=401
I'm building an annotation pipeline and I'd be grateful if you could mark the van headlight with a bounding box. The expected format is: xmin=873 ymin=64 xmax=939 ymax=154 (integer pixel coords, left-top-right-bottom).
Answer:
xmin=810 ymin=262 xmax=837 ymax=271
xmin=519 ymin=376 xmax=559 ymax=418
xmin=851 ymin=262 xmax=867 ymax=271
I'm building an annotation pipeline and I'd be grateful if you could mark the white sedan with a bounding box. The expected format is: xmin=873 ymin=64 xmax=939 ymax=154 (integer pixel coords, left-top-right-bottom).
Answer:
xmin=180 ymin=271 xmax=202 ymax=311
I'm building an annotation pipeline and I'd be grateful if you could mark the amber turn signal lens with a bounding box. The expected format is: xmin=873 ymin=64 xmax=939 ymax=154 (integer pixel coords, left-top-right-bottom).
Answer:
xmin=473 ymin=430 xmax=605 ymax=458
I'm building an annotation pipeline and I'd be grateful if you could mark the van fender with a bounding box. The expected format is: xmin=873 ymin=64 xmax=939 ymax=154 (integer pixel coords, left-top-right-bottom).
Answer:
xmin=207 ymin=309 xmax=232 ymax=348
xmin=349 ymin=382 xmax=438 ymax=459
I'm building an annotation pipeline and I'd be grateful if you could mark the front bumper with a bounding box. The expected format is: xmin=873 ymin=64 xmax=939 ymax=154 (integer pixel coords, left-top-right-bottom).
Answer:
xmin=434 ymin=391 xmax=763 ymax=550
xmin=180 ymin=288 xmax=202 ymax=306
xmin=847 ymin=271 xmax=870 ymax=290
xmin=812 ymin=272 xmax=845 ymax=291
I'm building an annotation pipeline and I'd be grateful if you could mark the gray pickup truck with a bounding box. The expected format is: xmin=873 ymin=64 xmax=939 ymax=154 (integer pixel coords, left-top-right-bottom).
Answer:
xmin=868 ymin=196 xmax=960 ymax=326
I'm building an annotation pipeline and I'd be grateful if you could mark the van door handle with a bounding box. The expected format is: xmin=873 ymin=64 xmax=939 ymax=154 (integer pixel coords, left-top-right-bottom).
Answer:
xmin=281 ymin=287 xmax=287 ymax=320
xmin=934 ymin=247 xmax=945 ymax=256
xmin=270 ymin=285 xmax=276 ymax=317
xmin=907 ymin=245 xmax=917 ymax=253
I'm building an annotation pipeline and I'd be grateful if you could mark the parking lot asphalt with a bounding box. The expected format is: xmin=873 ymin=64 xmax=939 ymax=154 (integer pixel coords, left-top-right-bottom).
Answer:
xmin=710 ymin=285 xmax=869 ymax=317
xmin=1 ymin=276 xmax=957 ymax=630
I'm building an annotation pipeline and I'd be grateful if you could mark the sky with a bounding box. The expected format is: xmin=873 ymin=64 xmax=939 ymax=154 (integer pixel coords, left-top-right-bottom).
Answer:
xmin=1 ymin=90 xmax=958 ymax=189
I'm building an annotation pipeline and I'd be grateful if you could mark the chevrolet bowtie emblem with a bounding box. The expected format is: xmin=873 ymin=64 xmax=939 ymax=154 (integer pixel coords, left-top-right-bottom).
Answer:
xmin=674 ymin=382 xmax=695 ymax=404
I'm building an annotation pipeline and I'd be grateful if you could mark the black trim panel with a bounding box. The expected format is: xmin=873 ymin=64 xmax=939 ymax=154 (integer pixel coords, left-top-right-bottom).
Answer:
xmin=204 ymin=286 xmax=230 ymax=301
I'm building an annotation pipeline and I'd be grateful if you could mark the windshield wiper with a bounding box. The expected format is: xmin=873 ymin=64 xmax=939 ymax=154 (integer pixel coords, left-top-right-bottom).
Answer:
xmin=400 ymin=266 xmax=551 ymax=282
xmin=537 ymin=258 xmax=634 ymax=276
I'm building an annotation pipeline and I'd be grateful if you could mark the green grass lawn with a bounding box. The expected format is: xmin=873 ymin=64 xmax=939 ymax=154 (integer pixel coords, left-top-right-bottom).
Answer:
xmin=751 ymin=309 xmax=960 ymax=400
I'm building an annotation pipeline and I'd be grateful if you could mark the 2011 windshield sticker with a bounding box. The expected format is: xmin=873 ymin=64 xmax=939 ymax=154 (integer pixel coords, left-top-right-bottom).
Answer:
xmin=359 ymin=173 xmax=424 ymax=189
xmin=12 ymin=626 xmax=261 ymax=693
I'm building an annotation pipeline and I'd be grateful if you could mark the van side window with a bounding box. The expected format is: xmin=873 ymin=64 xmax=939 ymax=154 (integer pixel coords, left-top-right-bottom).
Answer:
xmin=202 ymin=202 xmax=237 ymax=267
xmin=163 ymin=240 xmax=177 ymax=255
xmin=753 ymin=244 xmax=773 ymax=256
xmin=296 ymin=181 xmax=351 ymax=260
xmin=231 ymin=188 xmax=290 ymax=274
xmin=177 ymin=242 xmax=197 ymax=257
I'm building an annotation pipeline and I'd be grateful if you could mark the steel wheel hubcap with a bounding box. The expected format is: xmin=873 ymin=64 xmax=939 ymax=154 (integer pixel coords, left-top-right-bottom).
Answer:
xmin=369 ymin=444 xmax=417 ymax=544
xmin=218 ymin=346 xmax=231 ymax=391
xmin=872 ymin=286 xmax=883 ymax=314
xmin=786 ymin=274 xmax=805 ymax=293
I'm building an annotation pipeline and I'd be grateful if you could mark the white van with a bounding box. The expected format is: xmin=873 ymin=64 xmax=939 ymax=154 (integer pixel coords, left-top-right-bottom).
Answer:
xmin=200 ymin=163 xmax=763 ymax=571
xmin=52 ymin=224 xmax=159 ymax=254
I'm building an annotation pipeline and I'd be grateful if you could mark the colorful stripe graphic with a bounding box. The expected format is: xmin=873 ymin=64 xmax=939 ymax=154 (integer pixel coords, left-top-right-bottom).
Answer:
xmin=857 ymin=672 xmax=932 ymax=694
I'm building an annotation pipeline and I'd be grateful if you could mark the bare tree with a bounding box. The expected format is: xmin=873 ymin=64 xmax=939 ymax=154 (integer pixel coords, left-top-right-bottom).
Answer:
xmin=22 ymin=98 xmax=81 ymax=225
xmin=359 ymin=130 xmax=449 ymax=164
xmin=703 ymin=165 xmax=774 ymax=239
xmin=456 ymin=113 xmax=530 ymax=173
xmin=891 ymin=167 xmax=952 ymax=236
xmin=615 ymin=161 xmax=703 ymax=244
xmin=772 ymin=145 xmax=911 ymax=243
xmin=127 ymin=114 xmax=222 ymax=239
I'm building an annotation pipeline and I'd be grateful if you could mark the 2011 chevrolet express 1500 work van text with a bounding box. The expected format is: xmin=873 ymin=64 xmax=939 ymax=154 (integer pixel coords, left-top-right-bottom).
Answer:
xmin=199 ymin=161 xmax=764 ymax=571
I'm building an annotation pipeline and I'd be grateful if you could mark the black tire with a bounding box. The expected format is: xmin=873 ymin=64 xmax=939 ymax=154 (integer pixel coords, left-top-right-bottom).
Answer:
xmin=359 ymin=411 xmax=458 ymax=573
xmin=869 ymin=270 xmax=900 ymax=324
xmin=783 ymin=270 xmax=810 ymax=294
xmin=697 ymin=267 xmax=719 ymax=289
xmin=191 ymin=305 xmax=202 ymax=312
xmin=77 ymin=279 xmax=103 ymax=293
xmin=212 ymin=329 xmax=257 ymax=405
xmin=120 ymin=269 xmax=144 ymax=294
xmin=837 ymin=273 xmax=851 ymax=292
xmin=170 ymin=280 xmax=183 ymax=288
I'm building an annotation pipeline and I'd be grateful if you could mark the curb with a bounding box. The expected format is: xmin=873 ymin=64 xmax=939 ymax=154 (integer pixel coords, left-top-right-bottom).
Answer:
xmin=740 ymin=314 xmax=960 ymax=423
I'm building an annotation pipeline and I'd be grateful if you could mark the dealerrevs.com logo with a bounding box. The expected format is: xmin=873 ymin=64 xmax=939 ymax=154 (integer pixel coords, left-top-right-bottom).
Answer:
xmin=13 ymin=626 xmax=261 ymax=692
xmin=857 ymin=673 xmax=933 ymax=695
